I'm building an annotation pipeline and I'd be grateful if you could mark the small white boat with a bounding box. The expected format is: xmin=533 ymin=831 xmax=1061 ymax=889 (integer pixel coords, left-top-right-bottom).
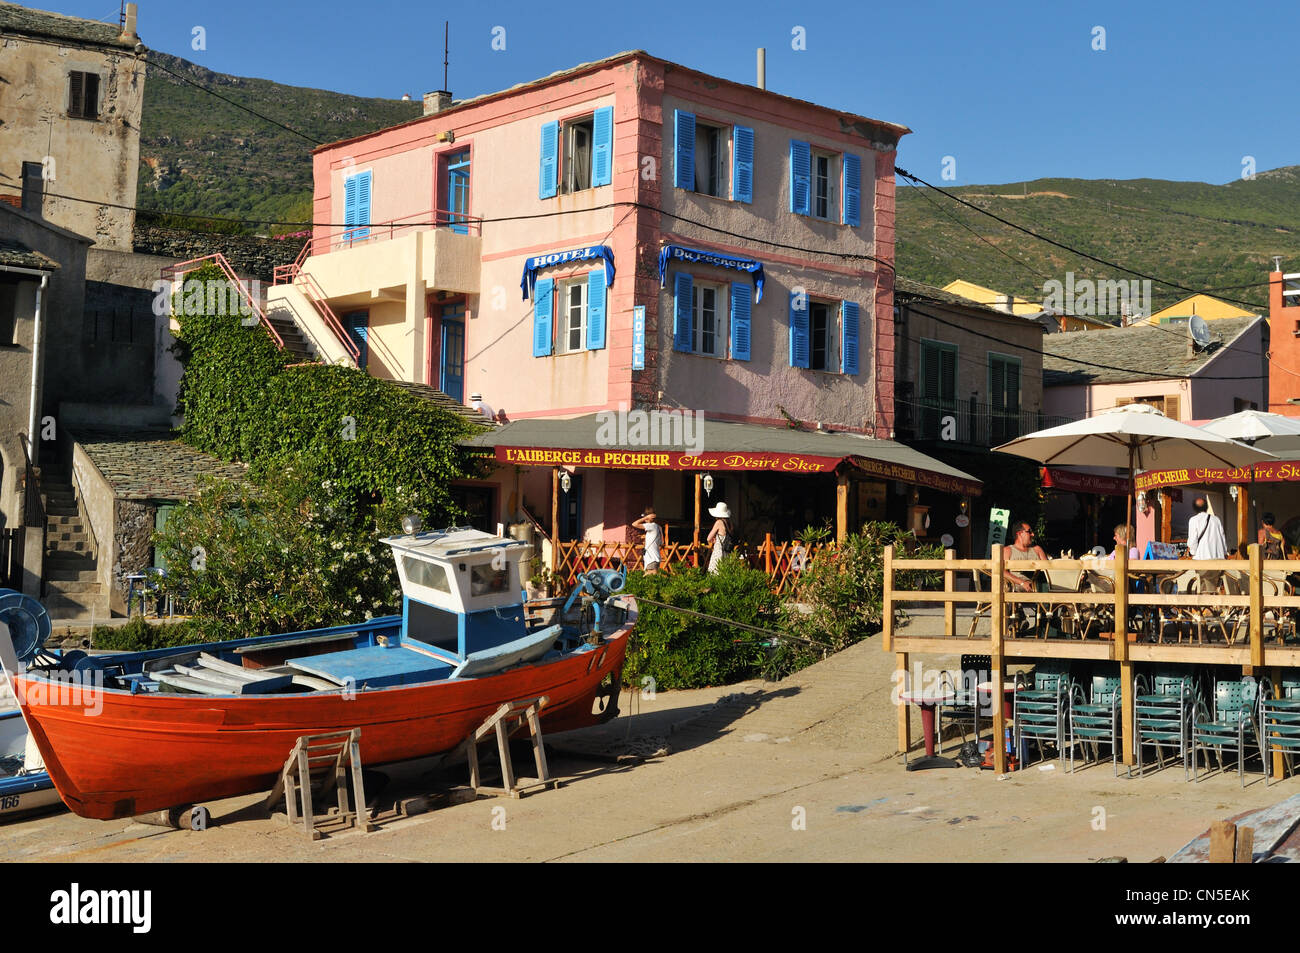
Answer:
xmin=0 ymin=709 xmax=61 ymax=822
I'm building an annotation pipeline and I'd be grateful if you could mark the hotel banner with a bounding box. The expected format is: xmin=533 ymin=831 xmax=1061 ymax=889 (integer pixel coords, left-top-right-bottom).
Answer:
xmin=1135 ymin=461 xmax=1300 ymax=492
xmin=1040 ymin=467 xmax=1130 ymax=496
xmin=493 ymin=446 xmax=983 ymax=495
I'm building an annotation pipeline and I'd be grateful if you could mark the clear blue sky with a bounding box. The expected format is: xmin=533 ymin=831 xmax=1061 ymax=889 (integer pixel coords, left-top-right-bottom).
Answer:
xmin=55 ymin=0 xmax=1299 ymax=186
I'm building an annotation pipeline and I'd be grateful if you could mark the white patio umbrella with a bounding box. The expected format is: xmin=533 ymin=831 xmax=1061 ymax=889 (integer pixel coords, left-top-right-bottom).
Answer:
xmin=1199 ymin=410 xmax=1300 ymax=536
xmin=993 ymin=403 xmax=1276 ymax=545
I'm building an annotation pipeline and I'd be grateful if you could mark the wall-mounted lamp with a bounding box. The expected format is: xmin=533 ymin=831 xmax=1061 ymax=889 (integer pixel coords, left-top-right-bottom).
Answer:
xmin=702 ymin=473 xmax=714 ymax=497
xmin=1229 ymin=485 xmax=1240 ymax=502
xmin=559 ymin=471 xmax=572 ymax=494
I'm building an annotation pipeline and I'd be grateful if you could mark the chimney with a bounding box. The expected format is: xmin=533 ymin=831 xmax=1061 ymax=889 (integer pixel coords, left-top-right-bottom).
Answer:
xmin=423 ymin=91 xmax=453 ymax=116
xmin=120 ymin=3 xmax=138 ymax=42
xmin=995 ymin=294 xmax=1014 ymax=314
xmin=756 ymin=48 xmax=766 ymax=90
xmin=21 ymin=161 xmax=43 ymax=217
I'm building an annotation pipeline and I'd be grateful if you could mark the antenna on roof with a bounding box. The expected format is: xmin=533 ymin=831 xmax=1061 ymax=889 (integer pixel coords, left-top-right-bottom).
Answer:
xmin=443 ymin=21 xmax=450 ymax=93
xmin=1189 ymin=315 xmax=1212 ymax=352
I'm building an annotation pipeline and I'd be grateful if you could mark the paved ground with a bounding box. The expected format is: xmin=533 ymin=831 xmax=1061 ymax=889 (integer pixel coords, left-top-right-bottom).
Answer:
xmin=2 ymin=610 xmax=1292 ymax=862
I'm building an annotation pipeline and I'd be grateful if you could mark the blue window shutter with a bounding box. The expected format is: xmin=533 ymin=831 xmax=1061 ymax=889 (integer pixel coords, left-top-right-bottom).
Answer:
xmin=841 ymin=301 xmax=860 ymax=375
xmin=532 ymin=277 xmax=554 ymax=357
xmin=343 ymin=175 xmax=358 ymax=240
xmin=673 ymin=272 xmax=693 ymax=352
xmin=733 ymin=125 xmax=754 ymax=203
xmin=539 ymin=121 xmax=559 ymax=199
xmin=674 ymin=110 xmax=695 ymax=190
xmin=789 ymin=140 xmax=811 ymax=215
xmin=730 ymin=281 xmax=751 ymax=361
xmin=354 ymin=171 xmax=371 ymax=240
xmin=789 ymin=291 xmax=809 ymax=368
xmin=592 ymin=106 xmax=613 ymax=187
xmin=842 ymin=153 xmax=861 ymax=227
xmin=585 ymin=268 xmax=607 ymax=350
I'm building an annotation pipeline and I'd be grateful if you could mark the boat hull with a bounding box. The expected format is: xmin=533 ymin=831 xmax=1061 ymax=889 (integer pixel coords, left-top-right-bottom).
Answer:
xmin=0 ymin=772 xmax=61 ymax=822
xmin=15 ymin=622 xmax=630 ymax=820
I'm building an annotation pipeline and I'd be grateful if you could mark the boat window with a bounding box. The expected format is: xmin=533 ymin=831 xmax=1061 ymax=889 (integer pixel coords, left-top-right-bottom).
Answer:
xmin=403 ymin=556 xmax=451 ymax=593
xmin=470 ymin=563 xmax=511 ymax=596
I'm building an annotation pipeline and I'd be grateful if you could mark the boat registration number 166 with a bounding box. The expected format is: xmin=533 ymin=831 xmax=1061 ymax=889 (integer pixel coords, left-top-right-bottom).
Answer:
xmin=1 ymin=795 xmax=21 ymax=810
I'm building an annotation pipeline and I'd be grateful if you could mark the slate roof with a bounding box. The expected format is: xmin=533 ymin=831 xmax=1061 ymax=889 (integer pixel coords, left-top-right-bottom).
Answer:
xmin=0 ymin=2 xmax=141 ymax=49
xmin=0 ymin=237 xmax=58 ymax=272
xmin=895 ymin=276 xmax=1035 ymax=322
xmin=1042 ymin=315 xmax=1261 ymax=386
xmin=73 ymin=430 xmax=247 ymax=501
xmin=386 ymin=381 xmax=493 ymax=426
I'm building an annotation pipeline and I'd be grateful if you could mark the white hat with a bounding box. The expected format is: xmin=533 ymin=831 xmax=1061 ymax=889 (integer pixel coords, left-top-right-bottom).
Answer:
xmin=708 ymin=502 xmax=732 ymax=519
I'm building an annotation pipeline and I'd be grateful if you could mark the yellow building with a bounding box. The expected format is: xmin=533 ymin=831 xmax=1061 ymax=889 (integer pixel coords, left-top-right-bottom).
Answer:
xmin=1140 ymin=293 xmax=1255 ymax=324
xmin=942 ymin=279 xmax=1111 ymax=331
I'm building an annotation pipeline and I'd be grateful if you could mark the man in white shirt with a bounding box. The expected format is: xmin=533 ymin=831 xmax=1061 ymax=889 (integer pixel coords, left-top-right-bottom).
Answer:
xmin=1185 ymin=496 xmax=1227 ymax=593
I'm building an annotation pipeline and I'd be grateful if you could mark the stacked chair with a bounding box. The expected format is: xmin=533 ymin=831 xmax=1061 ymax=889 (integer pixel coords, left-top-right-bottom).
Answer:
xmin=1260 ymin=676 xmax=1300 ymax=785
xmin=1068 ymin=671 xmax=1122 ymax=775
xmin=1014 ymin=660 xmax=1072 ymax=767
xmin=1130 ymin=669 xmax=1196 ymax=779
xmin=1192 ymin=678 xmax=1261 ymax=787
xmin=937 ymin=655 xmax=992 ymax=751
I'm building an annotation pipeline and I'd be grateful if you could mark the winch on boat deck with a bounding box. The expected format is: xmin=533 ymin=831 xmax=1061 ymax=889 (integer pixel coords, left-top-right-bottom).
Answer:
xmin=287 ymin=645 xmax=455 ymax=689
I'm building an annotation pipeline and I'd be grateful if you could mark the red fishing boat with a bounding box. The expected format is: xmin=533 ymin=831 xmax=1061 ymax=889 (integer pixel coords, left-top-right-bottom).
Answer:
xmin=6 ymin=528 xmax=633 ymax=820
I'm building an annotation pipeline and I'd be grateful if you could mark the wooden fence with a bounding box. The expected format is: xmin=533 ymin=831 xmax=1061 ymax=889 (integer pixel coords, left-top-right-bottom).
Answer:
xmin=552 ymin=534 xmax=835 ymax=595
xmin=882 ymin=542 xmax=1300 ymax=774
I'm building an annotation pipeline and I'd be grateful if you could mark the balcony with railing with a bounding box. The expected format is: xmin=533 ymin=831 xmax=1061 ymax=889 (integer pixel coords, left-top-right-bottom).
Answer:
xmin=896 ymin=397 xmax=1071 ymax=448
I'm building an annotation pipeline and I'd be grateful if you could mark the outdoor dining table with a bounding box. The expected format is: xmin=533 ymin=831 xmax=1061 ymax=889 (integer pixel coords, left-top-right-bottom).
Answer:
xmin=898 ymin=687 xmax=959 ymax=771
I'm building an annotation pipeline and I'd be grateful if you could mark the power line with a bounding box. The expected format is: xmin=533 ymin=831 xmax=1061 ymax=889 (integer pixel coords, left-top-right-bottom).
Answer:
xmin=902 ymin=301 xmax=1269 ymax=383
xmin=143 ymin=53 xmax=325 ymax=146
xmin=895 ymin=168 xmax=1266 ymax=310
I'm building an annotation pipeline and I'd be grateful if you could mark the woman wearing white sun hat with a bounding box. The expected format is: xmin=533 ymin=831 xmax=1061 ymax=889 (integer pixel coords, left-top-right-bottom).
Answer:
xmin=705 ymin=502 xmax=733 ymax=574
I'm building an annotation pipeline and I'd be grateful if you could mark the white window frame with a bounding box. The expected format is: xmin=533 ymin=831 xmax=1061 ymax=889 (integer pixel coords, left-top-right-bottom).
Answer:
xmin=692 ymin=280 xmax=728 ymax=358
xmin=812 ymin=150 xmax=838 ymax=221
xmin=557 ymin=277 xmax=587 ymax=354
xmin=694 ymin=121 xmax=731 ymax=199
xmin=808 ymin=298 xmax=839 ymax=372
xmin=561 ymin=115 xmax=595 ymax=195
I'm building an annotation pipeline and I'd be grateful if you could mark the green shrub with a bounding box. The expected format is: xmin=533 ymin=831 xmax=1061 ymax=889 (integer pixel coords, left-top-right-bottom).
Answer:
xmin=620 ymin=558 xmax=778 ymax=690
xmin=774 ymin=522 xmax=942 ymax=676
xmin=90 ymin=616 xmax=207 ymax=652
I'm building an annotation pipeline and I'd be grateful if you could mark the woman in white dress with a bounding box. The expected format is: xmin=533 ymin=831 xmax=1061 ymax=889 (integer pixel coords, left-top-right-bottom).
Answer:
xmin=706 ymin=502 xmax=733 ymax=574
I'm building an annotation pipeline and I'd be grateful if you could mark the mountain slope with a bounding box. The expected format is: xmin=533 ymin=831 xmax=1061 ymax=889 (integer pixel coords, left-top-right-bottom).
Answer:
xmin=896 ymin=167 xmax=1300 ymax=313
xmin=138 ymin=52 xmax=422 ymax=230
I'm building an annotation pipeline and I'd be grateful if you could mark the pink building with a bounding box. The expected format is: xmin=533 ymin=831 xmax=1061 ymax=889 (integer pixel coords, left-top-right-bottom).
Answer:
xmin=268 ymin=51 xmax=980 ymax=557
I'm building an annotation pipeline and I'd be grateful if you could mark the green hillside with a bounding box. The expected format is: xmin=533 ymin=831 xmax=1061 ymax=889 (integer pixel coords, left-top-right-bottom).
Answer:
xmin=896 ymin=167 xmax=1300 ymax=313
xmin=137 ymin=53 xmax=422 ymax=232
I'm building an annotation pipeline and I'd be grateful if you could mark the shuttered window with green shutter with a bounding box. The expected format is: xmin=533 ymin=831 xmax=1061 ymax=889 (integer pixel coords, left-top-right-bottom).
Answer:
xmin=918 ymin=339 xmax=957 ymax=439
xmin=989 ymin=353 xmax=1022 ymax=444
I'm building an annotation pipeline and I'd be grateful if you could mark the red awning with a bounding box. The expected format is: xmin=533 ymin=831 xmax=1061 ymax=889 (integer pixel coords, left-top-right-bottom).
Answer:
xmin=1136 ymin=461 xmax=1300 ymax=492
xmin=1041 ymin=467 xmax=1130 ymax=496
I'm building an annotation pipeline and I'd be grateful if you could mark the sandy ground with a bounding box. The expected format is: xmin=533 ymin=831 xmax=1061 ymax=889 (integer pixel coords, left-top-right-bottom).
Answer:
xmin=1 ymin=609 xmax=1292 ymax=862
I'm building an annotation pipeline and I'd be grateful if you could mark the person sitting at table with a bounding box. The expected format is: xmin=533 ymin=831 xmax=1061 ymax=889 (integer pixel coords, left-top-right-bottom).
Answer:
xmin=1259 ymin=513 xmax=1287 ymax=561
xmin=1004 ymin=521 xmax=1047 ymax=593
xmin=1107 ymin=524 xmax=1139 ymax=561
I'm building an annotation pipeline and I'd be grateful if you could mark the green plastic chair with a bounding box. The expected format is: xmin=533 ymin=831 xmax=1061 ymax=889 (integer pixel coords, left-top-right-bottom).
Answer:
xmin=1014 ymin=661 xmax=1071 ymax=767
xmin=1131 ymin=670 xmax=1194 ymax=780
xmin=1069 ymin=674 xmax=1121 ymax=775
xmin=1192 ymin=679 xmax=1261 ymax=787
xmin=1260 ymin=676 xmax=1300 ymax=785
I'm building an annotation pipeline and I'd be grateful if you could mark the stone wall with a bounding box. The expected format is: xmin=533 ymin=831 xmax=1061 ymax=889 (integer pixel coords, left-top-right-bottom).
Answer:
xmin=132 ymin=225 xmax=305 ymax=284
xmin=112 ymin=499 xmax=155 ymax=615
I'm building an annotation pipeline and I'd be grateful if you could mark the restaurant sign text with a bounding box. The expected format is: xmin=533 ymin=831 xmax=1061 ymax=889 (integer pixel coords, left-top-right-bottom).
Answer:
xmin=1135 ymin=462 xmax=1300 ymax=492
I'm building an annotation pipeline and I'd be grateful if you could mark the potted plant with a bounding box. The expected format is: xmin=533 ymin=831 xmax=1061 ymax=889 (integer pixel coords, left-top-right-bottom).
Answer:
xmin=526 ymin=562 xmax=557 ymax=601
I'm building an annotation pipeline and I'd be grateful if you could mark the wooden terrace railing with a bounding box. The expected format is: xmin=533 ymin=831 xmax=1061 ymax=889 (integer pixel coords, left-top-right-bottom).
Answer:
xmin=882 ymin=543 xmax=1300 ymax=774
xmin=552 ymin=534 xmax=835 ymax=595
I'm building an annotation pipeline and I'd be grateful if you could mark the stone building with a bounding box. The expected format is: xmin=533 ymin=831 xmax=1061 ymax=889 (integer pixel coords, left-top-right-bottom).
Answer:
xmin=0 ymin=2 xmax=146 ymax=252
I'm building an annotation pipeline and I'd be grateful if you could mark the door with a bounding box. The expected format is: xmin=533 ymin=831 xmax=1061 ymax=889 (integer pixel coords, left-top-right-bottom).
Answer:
xmin=342 ymin=312 xmax=369 ymax=370
xmin=440 ymin=302 xmax=465 ymax=401
xmin=560 ymin=473 xmax=584 ymax=542
xmin=445 ymin=151 xmax=470 ymax=234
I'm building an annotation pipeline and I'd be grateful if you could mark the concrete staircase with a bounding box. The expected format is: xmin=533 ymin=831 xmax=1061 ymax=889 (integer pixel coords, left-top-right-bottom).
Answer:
xmin=39 ymin=464 xmax=110 ymax=621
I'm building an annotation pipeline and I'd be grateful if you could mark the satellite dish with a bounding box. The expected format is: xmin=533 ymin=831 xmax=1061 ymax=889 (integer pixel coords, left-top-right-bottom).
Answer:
xmin=1189 ymin=315 xmax=1212 ymax=350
